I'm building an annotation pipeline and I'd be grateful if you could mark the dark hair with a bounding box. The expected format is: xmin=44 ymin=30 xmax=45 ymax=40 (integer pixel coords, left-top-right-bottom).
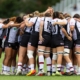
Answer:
xmin=73 ymin=14 xmax=80 ymax=18
xmin=15 ymin=17 xmax=23 ymax=23
xmin=3 ymin=19 xmax=9 ymax=24
xmin=44 ymin=13 xmax=51 ymax=17
xmin=53 ymin=11 xmax=59 ymax=19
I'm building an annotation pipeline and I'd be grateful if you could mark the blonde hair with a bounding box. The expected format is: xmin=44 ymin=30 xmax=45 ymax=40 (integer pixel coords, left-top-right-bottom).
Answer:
xmin=29 ymin=13 xmax=34 ymax=18
xmin=39 ymin=13 xmax=44 ymax=17
xmin=34 ymin=11 xmax=40 ymax=17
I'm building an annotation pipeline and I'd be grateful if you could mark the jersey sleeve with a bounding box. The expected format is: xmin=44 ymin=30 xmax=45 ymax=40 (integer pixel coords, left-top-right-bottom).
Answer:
xmin=30 ymin=17 xmax=37 ymax=23
xmin=57 ymin=19 xmax=67 ymax=24
xmin=0 ymin=23 xmax=4 ymax=29
xmin=69 ymin=18 xmax=75 ymax=26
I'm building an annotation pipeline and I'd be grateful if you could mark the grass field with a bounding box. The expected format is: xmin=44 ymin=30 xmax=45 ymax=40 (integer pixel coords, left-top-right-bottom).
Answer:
xmin=0 ymin=53 xmax=80 ymax=80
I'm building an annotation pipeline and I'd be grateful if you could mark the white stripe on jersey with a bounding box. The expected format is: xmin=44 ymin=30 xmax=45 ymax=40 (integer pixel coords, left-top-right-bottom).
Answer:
xmin=73 ymin=21 xmax=80 ymax=40
xmin=0 ymin=23 xmax=4 ymax=39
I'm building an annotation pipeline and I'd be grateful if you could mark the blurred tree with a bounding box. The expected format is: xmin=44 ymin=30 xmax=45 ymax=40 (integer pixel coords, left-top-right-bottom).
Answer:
xmin=0 ymin=0 xmax=60 ymax=18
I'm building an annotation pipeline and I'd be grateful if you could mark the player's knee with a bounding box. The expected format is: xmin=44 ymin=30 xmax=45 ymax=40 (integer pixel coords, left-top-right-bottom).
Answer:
xmin=57 ymin=51 xmax=63 ymax=54
xmin=52 ymin=53 xmax=57 ymax=60
xmin=37 ymin=49 xmax=44 ymax=54
xmin=64 ymin=48 xmax=70 ymax=56
xmin=74 ymin=52 xmax=80 ymax=55
xmin=44 ymin=51 xmax=50 ymax=54
xmin=27 ymin=50 xmax=34 ymax=58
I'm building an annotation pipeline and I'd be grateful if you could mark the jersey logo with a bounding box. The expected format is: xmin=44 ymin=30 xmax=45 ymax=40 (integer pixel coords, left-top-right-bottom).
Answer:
xmin=14 ymin=27 xmax=17 ymax=30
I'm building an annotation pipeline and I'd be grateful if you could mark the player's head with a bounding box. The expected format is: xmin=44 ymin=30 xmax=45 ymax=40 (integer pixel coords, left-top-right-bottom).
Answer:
xmin=44 ymin=12 xmax=51 ymax=17
xmin=9 ymin=17 xmax=16 ymax=22
xmin=53 ymin=11 xmax=59 ymax=19
xmin=34 ymin=11 xmax=39 ymax=17
xmin=15 ymin=16 xmax=23 ymax=23
xmin=64 ymin=13 xmax=71 ymax=19
xmin=29 ymin=13 xmax=34 ymax=18
xmin=73 ymin=14 xmax=80 ymax=19
xmin=3 ymin=19 xmax=9 ymax=24
xmin=59 ymin=14 xmax=65 ymax=19
xmin=39 ymin=13 xmax=44 ymax=17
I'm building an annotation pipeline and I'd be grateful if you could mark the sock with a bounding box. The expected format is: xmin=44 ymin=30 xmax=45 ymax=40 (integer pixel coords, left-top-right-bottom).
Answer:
xmin=11 ymin=66 xmax=16 ymax=73
xmin=28 ymin=65 xmax=31 ymax=72
xmin=26 ymin=67 xmax=28 ymax=72
xmin=61 ymin=65 xmax=65 ymax=72
xmin=4 ymin=65 xmax=7 ymax=72
xmin=52 ymin=65 xmax=56 ymax=73
xmin=30 ymin=64 xmax=34 ymax=70
xmin=74 ymin=65 xmax=78 ymax=72
xmin=46 ymin=57 xmax=51 ymax=72
xmin=66 ymin=63 xmax=70 ymax=72
xmin=22 ymin=64 xmax=26 ymax=72
xmin=78 ymin=67 xmax=80 ymax=73
xmin=57 ymin=64 xmax=61 ymax=72
xmin=39 ymin=55 xmax=44 ymax=70
xmin=7 ymin=66 xmax=10 ymax=72
xmin=17 ymin=62 xmax=22 ymax=70
xmin=67 ymin=63 xmax=74 ymax=72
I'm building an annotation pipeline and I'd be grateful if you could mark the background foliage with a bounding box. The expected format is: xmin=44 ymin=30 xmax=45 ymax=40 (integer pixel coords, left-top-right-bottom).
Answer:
xmin=0 ymin=0 xmax=60 ymax=18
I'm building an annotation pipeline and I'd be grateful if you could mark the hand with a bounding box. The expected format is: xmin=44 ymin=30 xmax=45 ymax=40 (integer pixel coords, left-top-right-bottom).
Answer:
xmin=69 ymin=32 xmax=72 ymax=37
xmin=45 ymin=7 xmax=53 ymax=13
xmin=39 ymin=35 xmax=44 ymax=42
xmin=67 ymin=36 xmax=72 ymax=41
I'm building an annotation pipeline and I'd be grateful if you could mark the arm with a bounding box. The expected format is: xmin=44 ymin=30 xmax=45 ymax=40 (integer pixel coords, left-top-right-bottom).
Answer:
xmin=53 ymin=20 xmax=67 ymax=26
xmin=61 ymin=27 xmax=72 ymax=41
xmin=42 ymin=7 xmax=53 ymax=15
xmin=10 ymin=23 xmax=21 ymax=27
xmin=69 ymin=18 xmax=75 ymax=32
xmin=74 ymin=18 xmax=80 ymax=22
xmin=20 ymin=22 xmax=26 ymax=29
xmin=25 ymin=20 xmax=34 ymax=27
xmin=19 ymin=28 xmax=24 ymax=36
xmin=39 ymin=20 xmax=44 ymax=41
xmin=2 ymin=23 xmax=10 ymax=29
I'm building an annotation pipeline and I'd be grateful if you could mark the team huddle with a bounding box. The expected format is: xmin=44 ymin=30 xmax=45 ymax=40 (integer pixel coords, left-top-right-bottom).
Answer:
xmin=0 ymin=7 xmax=80 ymax=76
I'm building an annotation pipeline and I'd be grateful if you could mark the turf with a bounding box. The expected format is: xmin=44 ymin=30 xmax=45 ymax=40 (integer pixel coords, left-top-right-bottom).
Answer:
xmin=0 ymin=53 xmax=80 ymax=80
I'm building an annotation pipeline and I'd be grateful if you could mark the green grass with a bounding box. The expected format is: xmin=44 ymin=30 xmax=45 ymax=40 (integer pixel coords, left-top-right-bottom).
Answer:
xmin=0 ymin=53 xmax=80 ymax=80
